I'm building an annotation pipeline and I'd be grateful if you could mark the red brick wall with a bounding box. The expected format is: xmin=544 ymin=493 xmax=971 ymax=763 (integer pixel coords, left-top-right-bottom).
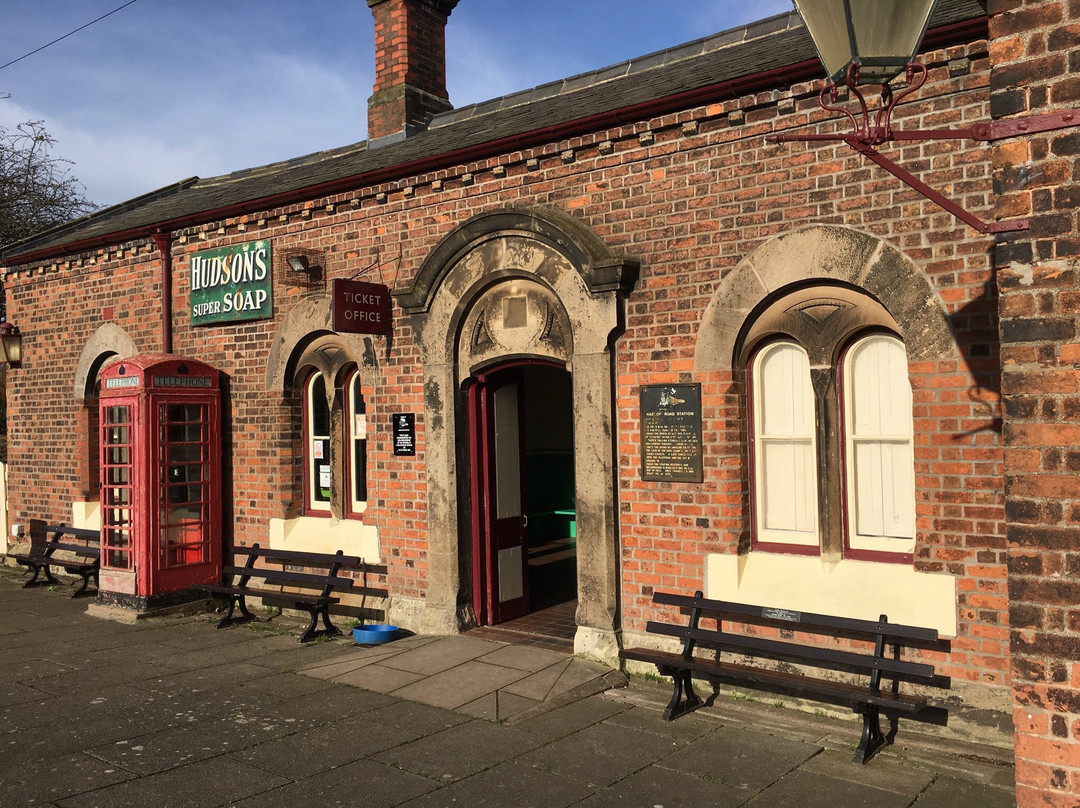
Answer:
xmin=4 ymin=37 xmax=1008 ymax=702
xmin=989 ymin=0 xmax=1080 ymax=803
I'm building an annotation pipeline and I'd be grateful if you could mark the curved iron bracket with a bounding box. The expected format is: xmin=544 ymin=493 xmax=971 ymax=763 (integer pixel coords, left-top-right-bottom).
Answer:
xmin=767 ymin=62 xmax=1043 ymax=235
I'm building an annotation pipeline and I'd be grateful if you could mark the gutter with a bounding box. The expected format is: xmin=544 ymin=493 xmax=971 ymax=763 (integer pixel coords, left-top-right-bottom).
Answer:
xmin=1 ymin=16 xmax=988 ymax=267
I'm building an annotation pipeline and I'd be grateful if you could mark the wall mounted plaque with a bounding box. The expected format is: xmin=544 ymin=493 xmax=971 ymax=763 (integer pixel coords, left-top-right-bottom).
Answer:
xmin=640 ymin=383 xmax=703 ymax=482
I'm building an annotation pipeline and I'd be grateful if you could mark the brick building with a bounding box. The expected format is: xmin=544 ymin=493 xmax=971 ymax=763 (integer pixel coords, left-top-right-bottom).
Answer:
xmin=2 ymin=0 xmax=1078 ymax=802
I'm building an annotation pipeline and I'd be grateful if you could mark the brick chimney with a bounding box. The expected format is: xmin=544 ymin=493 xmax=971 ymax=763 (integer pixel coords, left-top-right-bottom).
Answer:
xmin=367 ymin=0 xmax=458 ymax=143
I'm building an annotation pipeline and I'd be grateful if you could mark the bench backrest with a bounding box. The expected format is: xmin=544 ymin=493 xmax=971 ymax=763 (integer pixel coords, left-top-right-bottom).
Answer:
xmin=28 ymin=519 xmax=101 ymax=558
xmin=230 ymin=543 xmax=389 ymax=598
xmin=650 ymin=590 xmax=947 ymax=687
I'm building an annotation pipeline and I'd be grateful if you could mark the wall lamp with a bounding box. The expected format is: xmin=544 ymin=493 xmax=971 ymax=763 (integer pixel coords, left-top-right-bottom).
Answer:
xmin=286 ymin=255 xmax=311 ymax=273
xmin=770 ymin=0 xmax=1080 ymax=235
xmin=0 ymin=321 xmax=23 ymax=367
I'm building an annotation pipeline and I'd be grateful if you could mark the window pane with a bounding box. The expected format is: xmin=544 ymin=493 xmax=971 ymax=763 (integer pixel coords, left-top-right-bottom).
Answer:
xmin=752 ymin=342 xmax=818 ymax=547
xmin=305 ymin=372 xmax=331 ymax=510
xmin=844 ymin=335 xmax=916 ymax=550
xmin=349 ymin=372 xmax=368 ymax=509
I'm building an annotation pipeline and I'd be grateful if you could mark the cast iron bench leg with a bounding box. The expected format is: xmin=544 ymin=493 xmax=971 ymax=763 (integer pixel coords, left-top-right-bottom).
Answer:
xmin=72 ymin=569 xmax=95 ymax=598
xmin=660 ymin=667 xmax=703 ymax=721
xmin=853 ymin=703 xmax=885 ymax=763
xmin=23 ymin=562 xmax=59 ymax=589
xmin=298 ymin=608 xmax=321 ymax=643
xmin=217 ymin=594 xmax=257 ymax=629
xmin=320 ymin=607 xmax=341 ymax=638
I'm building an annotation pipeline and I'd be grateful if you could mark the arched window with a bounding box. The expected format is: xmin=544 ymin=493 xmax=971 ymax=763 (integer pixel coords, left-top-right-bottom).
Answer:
xmin=299 ymin=361 xmax=371 ymax=519
xmin=345 ymin=368 xmax=369 ymax=517
xmin=750 ymin=341 xmax=819 ymax=551
xmin=841 ymin=334 xmax=916 ymax=559
xmin=742 ymin=285 xmax=917 ymax=563
xmin=303 ymin=370 xmax=331 ymax=514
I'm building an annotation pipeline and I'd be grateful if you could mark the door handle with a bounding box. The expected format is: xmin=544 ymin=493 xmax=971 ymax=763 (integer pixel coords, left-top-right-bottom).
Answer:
xmin=522 ymin=514 xmax=528 ymax=527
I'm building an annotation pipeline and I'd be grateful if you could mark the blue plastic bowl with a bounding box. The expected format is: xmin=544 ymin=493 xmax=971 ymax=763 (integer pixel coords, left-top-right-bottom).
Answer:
xmin=352 ymin=624 xmax=399 ymax=645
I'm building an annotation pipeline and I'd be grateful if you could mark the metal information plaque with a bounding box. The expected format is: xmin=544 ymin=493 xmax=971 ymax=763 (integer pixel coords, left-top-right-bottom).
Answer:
xmin=392 ymin=413 xmax=416 ymax=457
xmin=640 ymin=383 xmax=703 ymax=483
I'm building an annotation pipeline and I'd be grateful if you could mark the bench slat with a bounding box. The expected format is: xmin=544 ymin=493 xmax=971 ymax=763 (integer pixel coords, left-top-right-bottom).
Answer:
xmin=222 ymin=566 xmax=355 ymax=589
xmin=645 ymin=620 xmax=937 ymax=683
xmin=652 ymin=591 xmax=940 ymax=644
xmin=620 ymin=647 xmax=927 ymax=712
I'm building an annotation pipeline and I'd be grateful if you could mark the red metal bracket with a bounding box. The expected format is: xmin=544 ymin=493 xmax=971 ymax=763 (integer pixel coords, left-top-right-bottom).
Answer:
xmin=765 ymin=64 xmax=1080 ymax=235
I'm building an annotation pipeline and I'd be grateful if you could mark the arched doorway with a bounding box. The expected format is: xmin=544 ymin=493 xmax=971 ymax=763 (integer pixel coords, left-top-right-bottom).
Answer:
xmin=468 ymin=359 xmax=576 ymax=627
xmin=397 ymin=206 xmax=637 ymax=659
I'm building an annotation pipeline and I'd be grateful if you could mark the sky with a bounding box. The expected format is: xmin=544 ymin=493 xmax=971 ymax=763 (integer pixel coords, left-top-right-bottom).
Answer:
xmin=2 ymin=1 xmax=792 ymax=208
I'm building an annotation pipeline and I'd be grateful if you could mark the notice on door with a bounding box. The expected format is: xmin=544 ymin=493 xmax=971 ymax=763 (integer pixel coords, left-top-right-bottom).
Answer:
xmin=640 ymin=383 xmax=703 ymax=483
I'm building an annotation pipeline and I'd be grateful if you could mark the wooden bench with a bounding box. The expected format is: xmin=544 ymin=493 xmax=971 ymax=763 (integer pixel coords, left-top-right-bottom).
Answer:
xmin=8 ymin=519 xmax=101 ymax=598
xmin=620 ymin=590 xmax=950 ymax=763
xmin=194 ymin=544 xmax=388 ymax=643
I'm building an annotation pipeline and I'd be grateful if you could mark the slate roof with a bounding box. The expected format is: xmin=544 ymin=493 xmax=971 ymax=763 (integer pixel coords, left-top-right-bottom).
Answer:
xmin=2 ymin=0 xmax=986 ymax=262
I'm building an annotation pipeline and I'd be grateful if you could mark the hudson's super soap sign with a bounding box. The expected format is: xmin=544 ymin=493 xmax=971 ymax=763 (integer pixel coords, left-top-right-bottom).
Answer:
xmin=190 ymin=240 xmax=273 ymax=326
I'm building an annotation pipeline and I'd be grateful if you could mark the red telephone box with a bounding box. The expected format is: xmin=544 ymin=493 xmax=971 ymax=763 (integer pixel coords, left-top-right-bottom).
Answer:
xmin=98 ymin=355 xmax=222 ymax=606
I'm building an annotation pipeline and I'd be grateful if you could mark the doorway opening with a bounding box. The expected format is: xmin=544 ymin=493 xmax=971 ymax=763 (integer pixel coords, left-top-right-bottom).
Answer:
xmin=469 ymin=360 xmax=577 ymax=639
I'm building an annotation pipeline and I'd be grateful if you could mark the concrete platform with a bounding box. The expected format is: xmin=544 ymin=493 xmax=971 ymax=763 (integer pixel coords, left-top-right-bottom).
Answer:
xmin=0 ymin=567 xmax=1015 ymax=807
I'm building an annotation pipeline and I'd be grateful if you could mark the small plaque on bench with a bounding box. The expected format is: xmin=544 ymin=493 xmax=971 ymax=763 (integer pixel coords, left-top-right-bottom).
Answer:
xmin=762 ymin=607 xmax=801 ymax=623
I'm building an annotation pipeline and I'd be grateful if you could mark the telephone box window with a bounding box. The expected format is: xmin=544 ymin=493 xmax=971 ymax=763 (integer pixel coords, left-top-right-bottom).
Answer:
xmin=102 ymin=405 xmax=134 ymax=570
xmin=160 ymin=403 xmax=211 ymax=567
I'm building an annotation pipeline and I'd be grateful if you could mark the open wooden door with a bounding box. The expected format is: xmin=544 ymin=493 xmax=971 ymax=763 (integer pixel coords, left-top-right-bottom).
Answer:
xmin=470 ymin=366 xmax=529 ymax=624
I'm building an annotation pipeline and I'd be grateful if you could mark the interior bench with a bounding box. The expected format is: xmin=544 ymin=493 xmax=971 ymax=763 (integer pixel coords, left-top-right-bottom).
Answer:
xmin=8 ymin=519 xmax=101 ymax=598
xmin=620 ymin=590 xmax=950 ymax=763
xmin=194 ymin=543 xmax=388 ymax=643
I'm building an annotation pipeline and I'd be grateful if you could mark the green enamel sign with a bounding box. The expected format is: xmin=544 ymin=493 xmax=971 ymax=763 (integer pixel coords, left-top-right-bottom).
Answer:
xmin=190 ymin=240 xmax=273 ymax=326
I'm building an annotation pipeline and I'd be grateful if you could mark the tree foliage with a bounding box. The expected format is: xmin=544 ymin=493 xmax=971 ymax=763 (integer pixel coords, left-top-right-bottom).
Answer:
xmin=0 ymin=114 xmax=97 ymax=250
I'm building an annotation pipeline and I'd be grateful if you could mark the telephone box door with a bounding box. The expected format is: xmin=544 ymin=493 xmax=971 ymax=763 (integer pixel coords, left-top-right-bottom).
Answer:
xmin=152 ymin=397 xmax=220 ymax=593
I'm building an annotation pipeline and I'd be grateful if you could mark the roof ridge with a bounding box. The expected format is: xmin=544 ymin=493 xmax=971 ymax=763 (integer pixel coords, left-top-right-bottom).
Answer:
xmin=430 ymin=10 xmax=801 ymax=129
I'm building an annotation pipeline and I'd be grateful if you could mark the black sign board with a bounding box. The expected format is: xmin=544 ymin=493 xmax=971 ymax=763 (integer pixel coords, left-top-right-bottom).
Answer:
xmin=640 ymin=383 xmax=703 ymax=482
xmin=392 ymin=413 xmax=416 ymax=456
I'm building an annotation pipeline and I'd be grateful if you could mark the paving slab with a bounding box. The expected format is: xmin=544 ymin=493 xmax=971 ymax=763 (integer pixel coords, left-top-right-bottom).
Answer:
xmin=911 ymin=774 xmax=1018 ymax=807
xmin=577 ymin=763 xmax=747 ymax=808
xmin=55 ymin=754 xmax=291 ymax=808
xmin=227 ymin=713 xmax=419 ymax=779
xmin=746 ymin=768 xmax=914 ymax=808
xmin=518 ymin=721 xmax=688 ymax=787
xmin=392 ymin=658 xmax=531 ymax=709
xmin=0 ymin=749 xmax=136 ymax=806
xmin=228 ymin=758 xmax=439 ymax=808
xmin=459 ymin=688 xmax=541 ymax=720
xmin=656 ymin=724 xmax=822 ymax=791
xmin=329 ymin=660 xmax=427 ymax=692
xmin=375 ymin=718 xmax=542 ymax=783
xmin=512 ymin=691 xmax=630 ymax=741
xmin=476 ymin=643 xmax=571 ymax=672
xmin=399 ymin=760 xmax=597 ymax=808
xmin=377 ymin=635 xmax=504 ymax=675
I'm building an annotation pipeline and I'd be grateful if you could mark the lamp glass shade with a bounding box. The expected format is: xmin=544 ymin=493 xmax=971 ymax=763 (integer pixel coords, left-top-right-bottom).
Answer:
xmin=287 ymin=255 xmax=310 ymax=273
xmin=0 ymin=322 xmax=22 ymax=366
xmin=793 ymin=0 xmax=938 ymax=84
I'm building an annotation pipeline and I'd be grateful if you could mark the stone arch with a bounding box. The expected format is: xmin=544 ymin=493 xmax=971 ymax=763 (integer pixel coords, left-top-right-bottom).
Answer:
xmin=694 ymin=224 xmax=954 ymax=372
xmin=264 ymin=293 xmax=379 ymax=396
xmin=73 ymin=323 xmax=138 ymax=399
xmin=397 ymin=206 xmax=637 ymax=660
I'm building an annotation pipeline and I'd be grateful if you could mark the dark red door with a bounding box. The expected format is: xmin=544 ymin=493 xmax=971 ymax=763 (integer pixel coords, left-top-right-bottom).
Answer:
xmin=470 ymin=366 xmax=529 ymax=624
